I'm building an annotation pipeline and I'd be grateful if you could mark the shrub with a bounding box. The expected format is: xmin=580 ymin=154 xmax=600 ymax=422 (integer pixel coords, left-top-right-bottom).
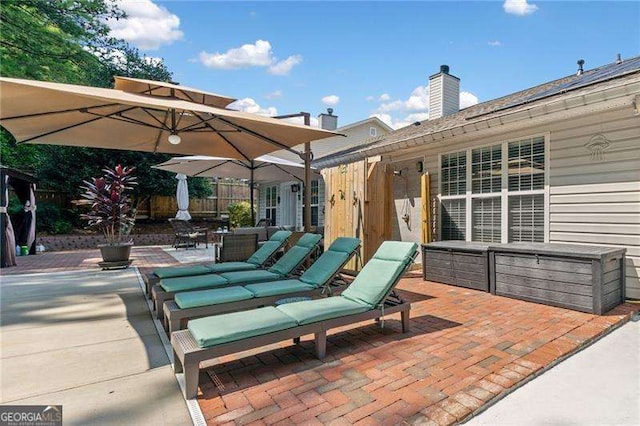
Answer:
xmin=227 ymin=201 xmax=255 ymax=228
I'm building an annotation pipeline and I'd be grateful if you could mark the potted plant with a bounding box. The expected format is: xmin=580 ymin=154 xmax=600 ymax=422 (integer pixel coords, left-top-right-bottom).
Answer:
xmin=80 ymin=165 xmax=137 ymax=264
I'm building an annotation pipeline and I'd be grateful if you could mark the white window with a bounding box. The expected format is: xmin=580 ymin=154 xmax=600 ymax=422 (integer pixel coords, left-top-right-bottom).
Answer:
xmin=369 ymin=127 xmax=377 ymax=137
xmin=303 ymin=180 xmax=320 ymax=227
xmin=439 ymin=135 xmax=547 ymax=243
xmin=265 ymin=185 xmax=278 ymax=226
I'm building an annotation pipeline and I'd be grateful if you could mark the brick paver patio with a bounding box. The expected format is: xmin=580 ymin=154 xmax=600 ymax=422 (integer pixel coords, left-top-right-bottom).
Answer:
xmin=3 ymin=247 xmax=637 ymax=425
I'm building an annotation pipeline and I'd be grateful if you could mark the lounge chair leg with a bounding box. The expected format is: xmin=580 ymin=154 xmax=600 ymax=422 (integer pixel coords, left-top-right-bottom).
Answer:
xmin=173 ymin=350 xmax=183 ymax=374
xmin=315 ymin=331 xmax=326 ymax=359
xmin=401 ymin=309 xmax=410 ymax=333
xmin=154 ymin=295 xmax=166 ymax=320
xmin=183 ymin=361 xmax=200 ymax=399
xmin=293 ymin=337 xmax=301 ymax=344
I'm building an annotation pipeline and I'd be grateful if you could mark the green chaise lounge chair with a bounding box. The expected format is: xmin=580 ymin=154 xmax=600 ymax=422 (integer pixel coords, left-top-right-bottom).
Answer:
xmin=163 ymin=237 xmax=361 ymax=333
xmin=145 ymin=230 xmax=292 ymax=293
xmin=171 ymin=241 xmax=418 ymax=399
xmin=152 ymin=233 xmax=322 ymax=318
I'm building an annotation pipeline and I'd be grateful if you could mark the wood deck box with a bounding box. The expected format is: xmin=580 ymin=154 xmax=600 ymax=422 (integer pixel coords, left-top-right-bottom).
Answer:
xmin=489 ymin=243 xmax=626 ymax=314
xmin=422 ymin=241 xmax=491 ymax=292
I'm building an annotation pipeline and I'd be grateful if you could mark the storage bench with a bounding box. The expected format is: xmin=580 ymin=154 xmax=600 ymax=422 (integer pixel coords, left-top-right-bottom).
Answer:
xmin=421 ymin=241 xmax=491 ymax=292
xmin=489 ymin=243 xmax=626 ymax=314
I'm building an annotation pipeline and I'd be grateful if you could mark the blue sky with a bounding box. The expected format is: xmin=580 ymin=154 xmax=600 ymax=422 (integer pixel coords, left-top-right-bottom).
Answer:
xmin=109 ymin=1 xmax=640 ymax=128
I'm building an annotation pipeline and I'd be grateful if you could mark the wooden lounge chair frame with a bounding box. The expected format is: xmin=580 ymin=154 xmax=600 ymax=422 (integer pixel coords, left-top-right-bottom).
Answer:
xmin=162 ymin=247 xmax=361 ymax=333
xmin=151 ymin=240 xmax=322 ymax=319
xmin=144 ymin=232 xmax=289 ymax=295
xmin=172 ymin=251 xmax=417 ymax=399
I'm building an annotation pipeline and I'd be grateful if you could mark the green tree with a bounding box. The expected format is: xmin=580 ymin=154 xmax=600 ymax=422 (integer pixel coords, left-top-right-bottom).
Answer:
xmin=0 ymin=0 xmax=212 ymax=200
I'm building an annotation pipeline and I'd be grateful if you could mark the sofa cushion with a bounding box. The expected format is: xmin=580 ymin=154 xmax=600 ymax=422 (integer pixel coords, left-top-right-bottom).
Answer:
xmin=174 ymin=286 xmax=254 ymax=309
xmin=188 ymin=306 xmax=298 ymax=347
xmin=153 ymin=265 xmax=212 ymax=279
xmin=245 ymin=279 xmax=315 ymax=298
xmin=277 ymin=296 xmax=369 ymax=325
xmin=220 ymin=269 xmax=281 ymax=285
xmin=160 ymin=274 xmax=228 ymax=293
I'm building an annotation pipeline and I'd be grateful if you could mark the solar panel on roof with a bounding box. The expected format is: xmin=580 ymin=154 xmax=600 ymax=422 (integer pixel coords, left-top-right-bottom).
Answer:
xmin=467 ymin=57 xmax=640 ymax=119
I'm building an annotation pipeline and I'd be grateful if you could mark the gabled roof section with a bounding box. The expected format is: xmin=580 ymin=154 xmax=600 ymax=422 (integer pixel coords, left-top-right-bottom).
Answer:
xmin=318 ymin=56 xmax=640 ymax=166
xmin=335 ymin=116 xmax=393 ymax=133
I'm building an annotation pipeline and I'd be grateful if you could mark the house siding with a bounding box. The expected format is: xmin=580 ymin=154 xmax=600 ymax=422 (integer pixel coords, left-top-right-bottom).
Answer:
xmin=384 ymin=106 xmax=640 ymax=299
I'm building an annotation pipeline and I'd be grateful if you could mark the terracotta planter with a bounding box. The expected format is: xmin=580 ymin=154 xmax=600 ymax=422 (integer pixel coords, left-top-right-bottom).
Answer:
xmin=98 ymin=242 xmax=133 ymax=262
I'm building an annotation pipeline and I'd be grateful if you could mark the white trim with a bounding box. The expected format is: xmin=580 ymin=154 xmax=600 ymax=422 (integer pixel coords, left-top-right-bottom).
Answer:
xmin=465 ymin=149 xmax=472 ymax=241
xmin=544 ymin=131 xmax=551 ymax=243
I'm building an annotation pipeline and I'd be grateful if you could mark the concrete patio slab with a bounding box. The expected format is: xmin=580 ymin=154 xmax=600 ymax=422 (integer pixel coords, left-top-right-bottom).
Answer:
xmin=465 ymin=317 xmax=640 ymax=426
xmin=0 ymin=267 xmax=191 ymax=425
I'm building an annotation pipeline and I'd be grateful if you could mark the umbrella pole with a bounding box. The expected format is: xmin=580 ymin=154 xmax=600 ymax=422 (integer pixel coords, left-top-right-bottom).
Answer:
xmin=303 ymin=111 xmax=312 ymax=233
xmin=250 ymin=162 xmax=256 ymax=226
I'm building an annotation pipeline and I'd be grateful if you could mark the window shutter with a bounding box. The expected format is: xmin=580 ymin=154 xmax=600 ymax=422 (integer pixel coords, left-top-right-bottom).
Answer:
xmin=509 ymin=194 xmax=544 ymax=242
xmin=441 ymin=199 xmax=466 ymax=240
xmin=472 ymin=197 xmax=501 ymax=242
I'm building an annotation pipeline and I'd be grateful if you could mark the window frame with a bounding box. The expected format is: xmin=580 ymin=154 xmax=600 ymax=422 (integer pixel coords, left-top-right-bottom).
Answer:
xmin=265 ymin=185 xmax=278 ymax=226
xmin=438 ymin=133 xmax=549 ymax=243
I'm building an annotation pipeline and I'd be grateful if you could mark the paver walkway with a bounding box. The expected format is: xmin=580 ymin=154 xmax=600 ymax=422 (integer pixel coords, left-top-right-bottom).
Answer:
xmin=192 ymin=273 xmax=637 ymax=425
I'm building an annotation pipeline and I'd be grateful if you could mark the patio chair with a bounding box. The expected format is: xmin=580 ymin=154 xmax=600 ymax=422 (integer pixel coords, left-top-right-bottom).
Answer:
xmin=172 ymin=241 xmax=418 ymax=398
xmin=217 ymin=233 xmax=259 ymax=263
xmin=169 ymin=219 xmax=208 ymax=249
xmin=145 ymin=230 xmax=292 ymax=295
xmin=152 ymin=233 xmax=323 ymax=318
xmin=163 ymin=237 xmax=361 ymax=333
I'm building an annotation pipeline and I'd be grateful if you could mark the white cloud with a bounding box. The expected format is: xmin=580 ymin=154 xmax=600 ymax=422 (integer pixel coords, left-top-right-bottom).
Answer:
xmin=371 ymin=86 xmax=479 ymax=129
xmin=264 ymin=90 xmax=283 ymax=100
xmin=107 ymin=0 xmax=183 ymax=50
xmin=228 ymin=98 xmax=277 ymax=116
xmin=503 ymin=0 xmax=538 ymax=16
xmin=268 ymin=55 xmax=302 ymax=75
xmin=321 ymin=95 xmax=340 ymax=106
xmin=365 ymin=95 xmax=375 ymax=101
xmin=378 ymin=93 xmax=391 ymax=102
xmin=460 ymin=91 xmax=479 ymax=109
xmin=488 ymin=40 xmax=502 ymax=46
xmin=199 ymin=40 xmax=302 ymax=75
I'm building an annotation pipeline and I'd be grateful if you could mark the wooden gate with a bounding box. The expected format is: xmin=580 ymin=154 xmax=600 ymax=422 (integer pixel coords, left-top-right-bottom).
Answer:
xmin=322 ymin=157 xmax=391 ymax=271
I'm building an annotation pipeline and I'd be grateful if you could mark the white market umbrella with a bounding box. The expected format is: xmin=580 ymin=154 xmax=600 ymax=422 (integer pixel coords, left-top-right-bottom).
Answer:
xmin=154 ymin=155 xmax=321 ymax=224
xmin=175 ymin=174 xmax=191 ymax=220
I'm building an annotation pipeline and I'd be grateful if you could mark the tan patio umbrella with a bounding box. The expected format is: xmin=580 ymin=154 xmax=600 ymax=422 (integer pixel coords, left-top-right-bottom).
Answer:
xmin=153 ymin=155 xmax=321 ymax=224
xmin=113 ymin=76 xmax=236 ymax=108
xmin=0 ymin=77 xmax=336 ymax=160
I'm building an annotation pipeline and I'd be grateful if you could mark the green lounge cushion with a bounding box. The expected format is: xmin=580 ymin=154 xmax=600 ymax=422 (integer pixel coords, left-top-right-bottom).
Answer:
xmin=246 ymin=241 xmax=282 ymax=266
xmin=188 ymin=306 xmax=297 ymax=347
xmin=268 ymin=246 xmax=309 ymax=276
xmin=220 ymin=269 xmax=282 ymax=285
xmin=175 ymin=286 xmax=254 ymax=309
xmin=205 ymin=262 xmax=259 ymax=273
xmin=245 ymin=279 xmax=315 ymax=298
xmin=153 ymin=265 xmax=212 ymax=279
xmin=277 ymin=296 xmax=369 ymax=325
xmin=269 ymin=230 xmax=292 ymax=242
xmin=160 ymin=274 xmax=229 ymax=292
xmin=296 ymin=233 xmax=323 ymax=248
xmin=327 ymin=237 xmax=361 ymax=254
xmin=342 ymin=241 xmax=417 ymax=307
xmin=298 ymin=237 xmax=360 ymax=287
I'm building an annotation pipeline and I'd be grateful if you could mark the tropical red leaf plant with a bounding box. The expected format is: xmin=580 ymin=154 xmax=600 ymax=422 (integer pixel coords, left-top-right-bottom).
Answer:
xmin=80 ymin=165 xmax=138 ymax=245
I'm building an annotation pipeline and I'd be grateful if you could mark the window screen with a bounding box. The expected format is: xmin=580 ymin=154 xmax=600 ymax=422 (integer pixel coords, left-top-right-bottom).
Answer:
xmin=441 ymin=199 xmax=466 ymax=240
xmin=472 ymin=144 xmax=502 ymax=193
xmin=508 ymin=137 xmax=545 ymax=191
xmin=472 ymin=197 xmax=501 ymax=242
xmin=509 ymin=194 xmax=544 ymax=242
xmin=441 ymin=152 xmax=467 ymax=196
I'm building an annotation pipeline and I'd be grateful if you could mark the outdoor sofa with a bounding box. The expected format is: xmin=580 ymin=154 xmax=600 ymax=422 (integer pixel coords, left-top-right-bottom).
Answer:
xmin=163 ymin=237 xmax=362 ymax=333
xmin=151 ymin=233 xmax=322 ymax=318
xmin=172 ymin=241 xmax=418 ymax=398
xmin=145 ymin=230 xmax=292 ymax=295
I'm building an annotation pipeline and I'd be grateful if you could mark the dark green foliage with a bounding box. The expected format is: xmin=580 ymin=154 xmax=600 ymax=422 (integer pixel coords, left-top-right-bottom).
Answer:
xmin=227 ymin=201 xmax=255 ymax=228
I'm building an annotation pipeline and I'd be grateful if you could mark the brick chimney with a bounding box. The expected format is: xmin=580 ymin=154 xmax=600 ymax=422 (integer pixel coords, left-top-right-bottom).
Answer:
xmin=428 ymin=65 xmax=460 ymax=120
xmin=318 ymin=108 xmax=338 ymax=130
